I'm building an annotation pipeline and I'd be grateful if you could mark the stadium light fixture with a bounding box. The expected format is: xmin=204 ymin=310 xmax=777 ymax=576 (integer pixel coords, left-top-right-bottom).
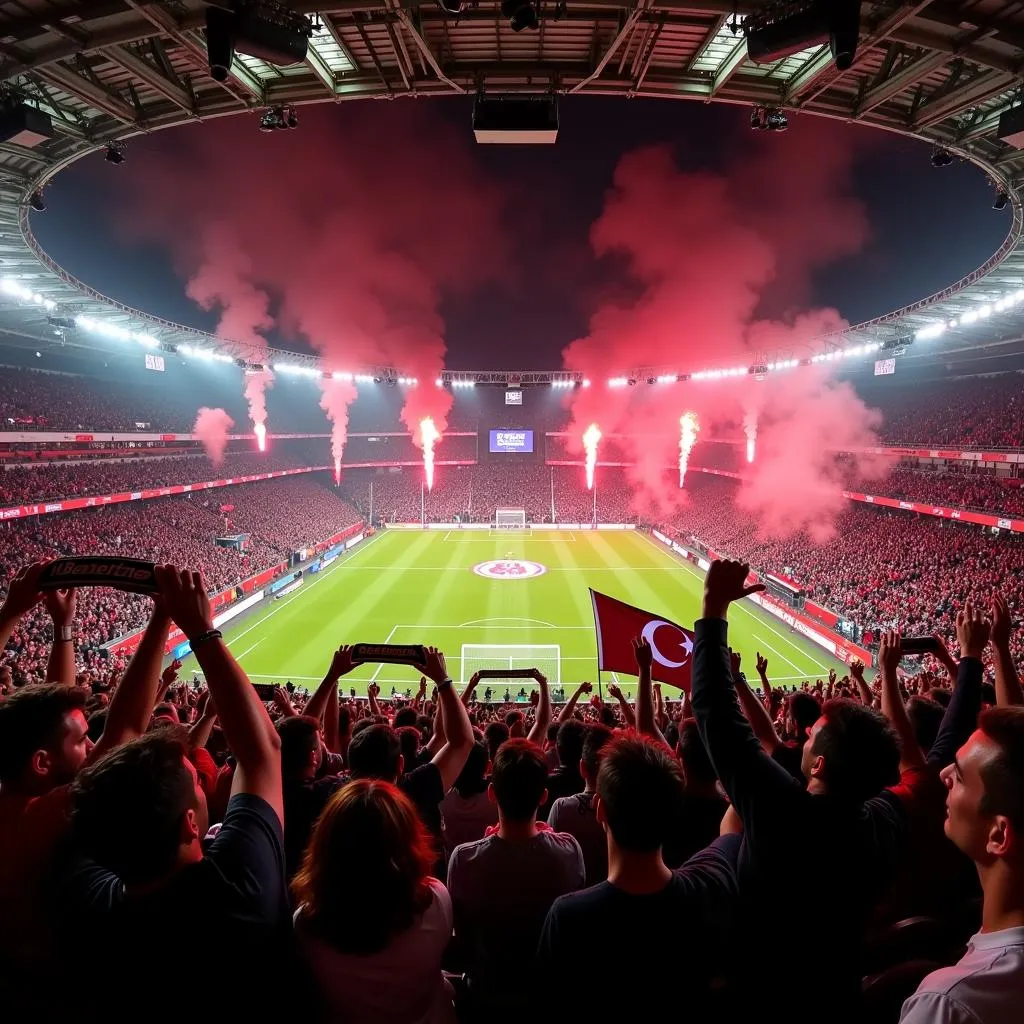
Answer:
xmin=607 ymin=377 xmax=628 ymax=388
xmin=979 ymin=304 xmax=992 ymax=318
xmin=582 ymin=379 xmax=591 ymax=388
xmin=332 ymin=371 xmax=353 ymax=381
xmin=993 ymin=190 xmax=1009 ymax=211
xmin=104 ymin=143 xmax=125 ymax=165
xmin=1 ymin=277 xmax=56 ymax=310
xmin=435 ymin=377 xmax=444 ymax=387
xmin=915 ymin=323 xmax=945 ymax=341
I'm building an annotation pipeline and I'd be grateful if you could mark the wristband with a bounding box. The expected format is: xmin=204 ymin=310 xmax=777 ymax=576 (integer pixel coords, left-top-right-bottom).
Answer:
xmin=437 ymin=677 xmax=453 ymax=690
xmin=189 ymin=629 xmax=222 ymax=651
xmin=59 ymin=626 xmax=74 ymax=642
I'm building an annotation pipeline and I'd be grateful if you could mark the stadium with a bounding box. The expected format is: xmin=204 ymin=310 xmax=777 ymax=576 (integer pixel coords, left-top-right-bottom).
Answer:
xmin=2 ymin=3 xmax=1024 ymax=1023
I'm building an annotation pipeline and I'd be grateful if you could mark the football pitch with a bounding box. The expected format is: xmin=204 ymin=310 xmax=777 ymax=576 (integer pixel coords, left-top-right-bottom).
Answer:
xmin=180 ymin=529 xmax=850 ymax=696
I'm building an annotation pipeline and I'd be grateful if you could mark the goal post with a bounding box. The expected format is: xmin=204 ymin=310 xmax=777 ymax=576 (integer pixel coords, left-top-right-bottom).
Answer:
xmin=494 ymin=508 xmax=527 ymax=529
xmin=460 ymin=644 xmax=561 ymax=686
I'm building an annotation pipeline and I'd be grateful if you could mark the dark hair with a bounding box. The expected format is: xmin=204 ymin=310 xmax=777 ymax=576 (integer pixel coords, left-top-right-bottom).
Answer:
xmin=292 ymin=779 xmax=435 ymax=954
xmin=678 ymin=718 xmax=717 ymax=786
xmin=581 ymin=724 xmax=613 ymax=781
xmin=505 ymin=711 xmax=524 ymax=728
xmin=0 ymin=684 xmax=86 ymax=783
xmin=927 ymin=688 xmax=952 ymax=709
xmin=490 ymin=739 xmax=548 ymax=821
xmin=787 ymin=692 xmax=822 ymax=737
xmin=556 ymin=719 xmax=587 ymax=769
xmin=348 ymin=723 xmax=401 ymax=781
xmin=980 ymin=682 xmax=997 ymax=706
xmin=454 ymin=740 xmax=490 ymax=798
xmin=484 ymin=722 xmax=509 ymax=762
xmin=809 ymin=699 xmax=900 ymax=803
xmin=599 ymin=705 xmax=617 ymax=729
xmin=906 ymin=697 xmax=944 ymax=756
xmin=546 ymin=723 xmax=560 ymax=744
xmin=278 ymin=715 xmax=320 ymax=782
xmin=69 ymin=731 xmax=195 ymax=885
xmin=978 ymin=707 xmax=1024 ymax=830
xmin=87 ymin=710 xmax=108 ymax=745
xmin=597 ymin=733 xmax=684 ymax=852
xmin=393 ymin=706 xmax=417 ymax=729
xmin=397 ymin=725 xmax=421 ymax=767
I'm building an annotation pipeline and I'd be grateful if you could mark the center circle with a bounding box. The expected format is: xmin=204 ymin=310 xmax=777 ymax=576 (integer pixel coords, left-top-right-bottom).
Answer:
xmin=473 ymin=559 xmax=548 ymax=580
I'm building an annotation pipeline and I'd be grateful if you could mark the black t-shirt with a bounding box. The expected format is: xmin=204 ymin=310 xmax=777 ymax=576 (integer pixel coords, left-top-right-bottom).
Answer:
xmin=771 ymin=740 xmax=805 ymax=783
xmin=55 ymin=794 xmax=313 ymax=1024
xmin=541 ymin=765 xmax=584 ymax=815
xmin=283 ymin=774 xmax=346 ymax=877
xmin=663 ymin=791 xmax=728 ymax=870
xmin=400 ymin=760 xmax=445 ymax=839
xmin=538 ymin=835 xmax=740 ymax=1021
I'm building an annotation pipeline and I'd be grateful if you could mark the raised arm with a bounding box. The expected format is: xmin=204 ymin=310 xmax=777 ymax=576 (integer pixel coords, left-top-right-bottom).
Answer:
xmin=849 ymin=658 xmax=875 ymax=707
xmin=927 ymin=602 xmax=988 ymax=771
xmin=527 ymin=668 xmax=552 ymax=744
xmin=606 ymin=680 xmax=636 ymax=729
xmin=421 ymin=647 xmax=473 ymax=791
xmin=877 ymin=631 xmax=926 ymax=772
xmin=731 ymin=650 xmax=782 ymax=755
xmin=155 ymin=565 xmax=283 ymax=824
xmin=91 ymin=600 xmax=173 ymax=760
xmin=461 ymin=671 xmax=480 ymax=707
xmin=556 ymin=681 xmax=592 ymax=723
xmin=754 ymin=651 xmax=774 ymax=708
xmin=634 ymin=637 xmax=667 ymax=744
xmin=188 ymin=689 xmax=217 ymax=751
xmin=990 ymin=595 xmax=1023 ymax=707
xmin=0 ymin=562 xmax=46 ymax=654
xmin=43 ymin=588 xmax=77 ymax=686
xmin=690 ymin=560 xmax=800 ymax=824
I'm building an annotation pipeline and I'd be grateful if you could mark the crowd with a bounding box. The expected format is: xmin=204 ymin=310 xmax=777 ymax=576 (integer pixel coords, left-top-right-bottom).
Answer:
xmin=0 ymin=442 xmax=331 ymax=507
xmin=0 ymin=557 xmax=1020 ymax=1024
xmin=869 ymin=466 xmax=1024 ymax=517
xmin=670 ymin=475 xmax=1024 ymax=666
xmin=0 ymin=476 xmax=362 ymax=683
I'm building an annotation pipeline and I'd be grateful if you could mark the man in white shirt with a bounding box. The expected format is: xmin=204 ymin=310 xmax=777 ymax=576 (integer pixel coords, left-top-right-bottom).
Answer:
xmin=448 ymin=738 xmax=584 ymax=1022
xmin=902 ymin=706 xmax=1024 ymax=1023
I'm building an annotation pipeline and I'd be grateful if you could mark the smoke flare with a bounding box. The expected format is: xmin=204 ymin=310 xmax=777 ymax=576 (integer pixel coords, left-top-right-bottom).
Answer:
xmin=743 ymin=411 xmax=757 ymax=464
xmin=193 ymin=407 xmax=234 ymax=466
xmin=583 ymin=423 xmax=602 ymax=490
xmin=420 ymin=417 xmax=441 ymax=491
xmin=254 ymin=422 xmax=267 ymax=452
xmin=334 ymin=458 xmax=341 ymax=485
xmin=319 ymin=376 xmax=358 ymax=484
xmin=244 ymin=368 xmax=274 ymax=448
xmin=679 ymin=412 xmax=700 ymax=487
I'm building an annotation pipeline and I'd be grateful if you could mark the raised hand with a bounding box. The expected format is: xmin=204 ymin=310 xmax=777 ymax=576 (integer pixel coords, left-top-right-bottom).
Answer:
xmin=419 ymin=647 xmax=449 ymax=686
xmin=153 ymin=565 xmax=214 ymax=641
xmin=756 ymin=651 xmax=769 ymax=677
xmin=578 ymin=681 xmax=593 ymax=694
xmin=729 ymin=647 xmax=742 ymax=678
xmin=161 ymin=658 xmax=182 ymax=689
xmin=327 ymin=644 xmax=359 ymax=681
xmin=849 ymin=657 xmax=865 ymax=682
xmin=44 ymin=587 xmax=76 ymax=627
xmin=703 ymin=559 xmax=765 ymax=619
xmin=991 ymin=594 xmax=1013 ymax=652
xmin=879 ymin=630 xmax=902 ymax=676
xmin=957 ymin=600 xmax=991 ymax=660
xmin=633 ymin=636 xmax=653 ymax=671
xmin=0 ymin=562 xmax=46 ymax=622
xmin=607 ymin=682 xmax=624 ymax=700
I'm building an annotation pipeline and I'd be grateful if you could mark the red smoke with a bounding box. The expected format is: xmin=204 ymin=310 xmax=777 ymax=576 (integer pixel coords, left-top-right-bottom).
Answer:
xmin=116 ymin=107 xmax=507 ymax=456
xmin=193 ymin=407 xmax=234 ymax=466
xmin=563 ymin=120 xmax=886 ymax=536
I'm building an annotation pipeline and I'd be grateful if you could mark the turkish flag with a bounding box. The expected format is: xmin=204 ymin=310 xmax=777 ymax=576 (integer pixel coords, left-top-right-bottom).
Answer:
xmin=590 ymin=589 xmax=695 ymax=691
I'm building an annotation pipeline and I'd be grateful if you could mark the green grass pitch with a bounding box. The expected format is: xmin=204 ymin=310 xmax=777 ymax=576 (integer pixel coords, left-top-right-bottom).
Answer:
xmin=180 ymin=529 xmax=850 ymax=697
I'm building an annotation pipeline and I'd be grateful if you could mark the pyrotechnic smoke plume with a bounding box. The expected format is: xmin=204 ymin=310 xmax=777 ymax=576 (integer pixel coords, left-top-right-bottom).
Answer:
xmin=117 ymin=108 xmax=508 ymax=477
xmin=319 ymin=376 xmax=358 ymax=480
xmin=193 ymin=407 xmax=234 ymax=466
xmin=743 ymin=410 xmax=757 ymax=464
xmin=562 ymin=120 xmax=885 ymax=537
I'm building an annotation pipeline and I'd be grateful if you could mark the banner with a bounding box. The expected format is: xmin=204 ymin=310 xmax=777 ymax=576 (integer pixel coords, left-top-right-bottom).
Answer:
xmin=590 ymin=589 xmax=694 ymax=691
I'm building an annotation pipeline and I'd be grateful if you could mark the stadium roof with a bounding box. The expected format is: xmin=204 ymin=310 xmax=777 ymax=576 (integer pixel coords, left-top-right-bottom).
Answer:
xmin=1 ymin=0 xmax=1024 ymax=372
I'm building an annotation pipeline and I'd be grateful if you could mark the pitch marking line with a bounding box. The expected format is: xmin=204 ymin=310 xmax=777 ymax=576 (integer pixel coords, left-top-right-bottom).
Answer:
xmin=369 ymin=625 xmax=400 ymax=683
xmin=235 ymin=638 xmax=264 ymax=662
xmin=753 ymin=635 xmax=804 ymax=676
xmin=637 ymin=533 xmax=832 ymax=673
xmin=459 ymin=616 xmax=559 ymax=628
xmin=187 ymin=529 xmax=389 ymax=660
xmin=398 ymin=623 xmax=591 ymax=631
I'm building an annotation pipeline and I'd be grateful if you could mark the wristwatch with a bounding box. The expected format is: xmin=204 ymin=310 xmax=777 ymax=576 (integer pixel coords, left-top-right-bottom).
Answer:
xmin=59 ymin=626 xmax=74 ymax=642
xmin=437 ymin=677 xmax=453 ymax=690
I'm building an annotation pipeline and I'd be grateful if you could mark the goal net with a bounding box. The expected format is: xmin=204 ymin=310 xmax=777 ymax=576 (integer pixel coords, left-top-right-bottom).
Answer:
xmin=494 ymin=508 xmax=527 ymax=529
xmin=460 ymin=644 xmax=561 ymax=686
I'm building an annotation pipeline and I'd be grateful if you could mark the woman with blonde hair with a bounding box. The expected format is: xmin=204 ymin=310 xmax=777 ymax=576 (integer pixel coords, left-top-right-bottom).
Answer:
xmin=292 ymin=778 xmax=455 ymax=1024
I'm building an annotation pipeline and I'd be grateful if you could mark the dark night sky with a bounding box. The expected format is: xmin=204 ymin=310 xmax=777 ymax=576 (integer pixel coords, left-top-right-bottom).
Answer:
xmin=33 ymin=96 xmax=1009 ymax=370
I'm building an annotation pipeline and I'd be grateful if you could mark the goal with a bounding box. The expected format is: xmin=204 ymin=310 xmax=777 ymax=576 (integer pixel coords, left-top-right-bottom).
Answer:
xmin=460 ymin=644 xmax=561 ymax=685
xmin=494 ymin=508 xmax=527 ymax=529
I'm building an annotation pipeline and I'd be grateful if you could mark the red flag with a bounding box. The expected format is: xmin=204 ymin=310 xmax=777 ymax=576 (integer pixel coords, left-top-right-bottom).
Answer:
xmin=590 ymin=589 xmax=694 ymax=691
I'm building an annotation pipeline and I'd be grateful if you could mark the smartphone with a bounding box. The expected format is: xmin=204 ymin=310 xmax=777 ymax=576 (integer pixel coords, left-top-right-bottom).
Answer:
xmin=253 ymin=683 xmax=277 ymax=700
xmin=900 ymin=636 xmax=942 ymax=656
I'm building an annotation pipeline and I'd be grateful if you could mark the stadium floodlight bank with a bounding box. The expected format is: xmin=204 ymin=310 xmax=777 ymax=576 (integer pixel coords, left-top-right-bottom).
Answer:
xmin=460 ymin=644 xmax=561 ymax=685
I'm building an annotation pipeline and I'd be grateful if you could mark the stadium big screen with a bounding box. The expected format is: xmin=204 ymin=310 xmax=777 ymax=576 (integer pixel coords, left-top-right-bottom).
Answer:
xmin=489 ymin=429 xmax=534 ymax=453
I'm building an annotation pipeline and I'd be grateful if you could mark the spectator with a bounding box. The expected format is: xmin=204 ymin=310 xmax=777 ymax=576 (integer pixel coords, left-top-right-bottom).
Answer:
xmin=441 ymin=739 xmax=498 ymax=856
xmin=293 ymin=779 xmax=456 ymax=1024
xmin=900 ymin=707 xmax=1024 ymax=1023
xmin=547 ymin=722 xmax=613 ymax=885
xmin=538 ymin=734 xmax=741 ymax=1018
xmin=447 ymin=739 xmax=584 ymax=1020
